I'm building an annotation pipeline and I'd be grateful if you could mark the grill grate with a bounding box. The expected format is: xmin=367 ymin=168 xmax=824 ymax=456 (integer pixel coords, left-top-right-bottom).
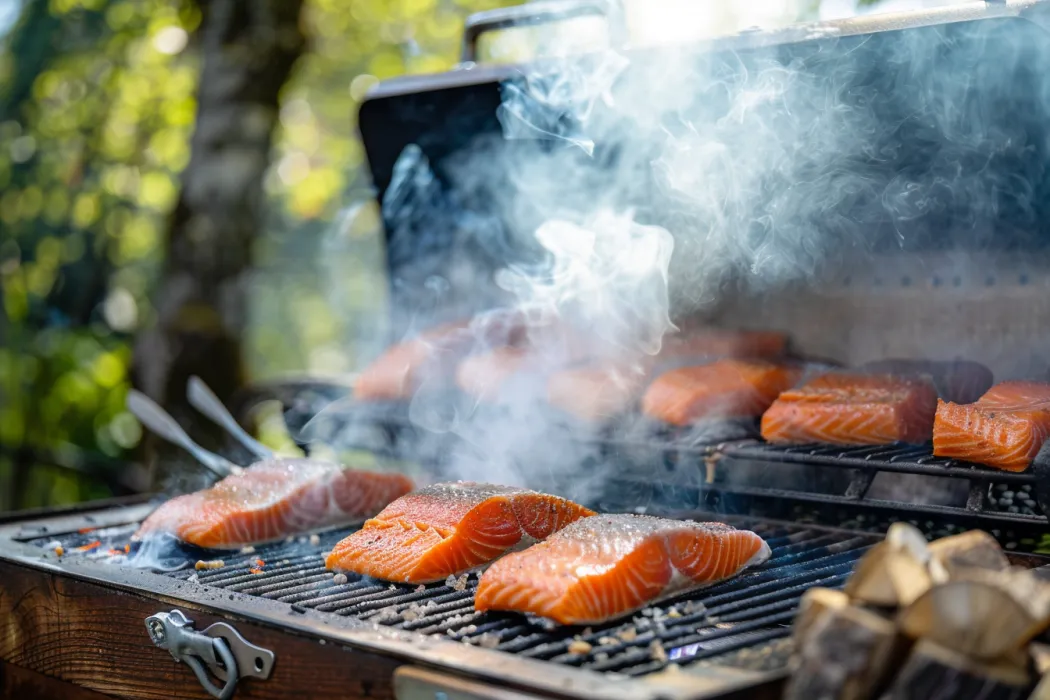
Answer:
xmin=301 ymin=405 xmax=1050 ymax=526
xmin=713 ymin=441 xmax=1048 ymax=523
xmin=28 ymin=520 xmax=874 ymax=677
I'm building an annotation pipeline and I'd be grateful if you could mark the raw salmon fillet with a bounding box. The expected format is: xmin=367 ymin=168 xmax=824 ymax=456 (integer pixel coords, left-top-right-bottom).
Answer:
xmin=455 ymin=347 xmax=533 ymax=403
xmin=862 ymin=359 xmax=993 ymax=404
xmin=136 ymin=459 xmax=414 ymax=548
xmin=475 ymin=514 xmax=771 ymax=625
xmin=659 ymin=329 xmax=788 ymax=361
xmin=546 ymin=363 xmax=649 ymax=421
xmin=325 ymin=482 xmax=595 ymax=584
xmin=761 ymin=373 xmax=937 ymax=445
xmin=355 ymin=312 xmax=526 ymax=401
xmin=933 ymin=381 xmax=1050 ymax=472
xmin=641 ymin=359 xmax=802 ymax=427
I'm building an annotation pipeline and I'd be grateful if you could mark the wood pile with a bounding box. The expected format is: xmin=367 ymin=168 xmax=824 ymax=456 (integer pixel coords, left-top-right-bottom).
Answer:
xmin=783 ymin=524 xmax=1050 ymax=700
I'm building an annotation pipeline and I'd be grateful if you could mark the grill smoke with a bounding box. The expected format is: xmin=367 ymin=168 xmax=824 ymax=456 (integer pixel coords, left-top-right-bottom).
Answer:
xmin=309 ymin=6 xmax=1050 ymax=507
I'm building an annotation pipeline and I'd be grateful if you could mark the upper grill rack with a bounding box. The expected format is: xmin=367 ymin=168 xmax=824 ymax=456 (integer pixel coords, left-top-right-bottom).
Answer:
xmin=713 ymin=440 xmax=1048 ymax=524
xmin=290 ymin=397 xmax=1050 ymax=527
xmin=27 ymin=521 xmax=874 ymax=678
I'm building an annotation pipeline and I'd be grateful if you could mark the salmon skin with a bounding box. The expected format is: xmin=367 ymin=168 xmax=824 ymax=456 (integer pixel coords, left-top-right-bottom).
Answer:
xmin=862 ymin=359 xmax=993 ymax=404
xmin=325 ymin=482 xmax=595 ymax=584
xmin=641 ymin=359 xmax=801 ymax=427
xmin=761 ymin=373 xmax=937 ymax=445
xmin=546 ymin=363 xmax=648 ymax=422
xmin=933 ymin=381 xmax=1050 ymax=472
xmin=135 ymin=459 xmax=414 ymax=549
xmin=475 ymin=514 xmax=770 ymax=625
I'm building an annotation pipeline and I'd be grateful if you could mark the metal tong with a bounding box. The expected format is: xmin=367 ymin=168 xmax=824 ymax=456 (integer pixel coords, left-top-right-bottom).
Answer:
xmin=126 ymin=377 xmax=275 ymax=481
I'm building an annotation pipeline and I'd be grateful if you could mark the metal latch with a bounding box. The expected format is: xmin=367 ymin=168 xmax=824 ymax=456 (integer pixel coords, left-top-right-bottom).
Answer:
xmin=145 ymin=610 xmax=275 ymax=700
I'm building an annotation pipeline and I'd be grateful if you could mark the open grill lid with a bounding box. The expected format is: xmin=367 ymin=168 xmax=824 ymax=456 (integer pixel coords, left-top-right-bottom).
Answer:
xmin=355 ymin=0 xmax=1050 ymax=343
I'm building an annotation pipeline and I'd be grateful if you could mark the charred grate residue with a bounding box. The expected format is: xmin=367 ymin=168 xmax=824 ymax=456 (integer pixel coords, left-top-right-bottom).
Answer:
xmin=26 ymin=521 xmax=875 ymax=677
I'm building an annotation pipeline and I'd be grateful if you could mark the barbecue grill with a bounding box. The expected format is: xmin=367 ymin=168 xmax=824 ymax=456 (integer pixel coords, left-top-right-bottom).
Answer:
xmin=6 ymin=1 xmax=1050 ymax=699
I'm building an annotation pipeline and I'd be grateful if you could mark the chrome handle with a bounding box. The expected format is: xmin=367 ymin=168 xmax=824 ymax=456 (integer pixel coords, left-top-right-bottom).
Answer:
xmin=459 ymin=0 xmax=625 ymax=64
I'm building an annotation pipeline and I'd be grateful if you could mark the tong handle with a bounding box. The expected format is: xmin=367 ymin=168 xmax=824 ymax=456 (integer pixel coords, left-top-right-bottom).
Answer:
xmin=188 ymin=376 xmax=275 ymax=461
xmin=127 ymin=390 xmax=239 ymax=479
xmin=459 ymin=0 xmax=624 ymax=64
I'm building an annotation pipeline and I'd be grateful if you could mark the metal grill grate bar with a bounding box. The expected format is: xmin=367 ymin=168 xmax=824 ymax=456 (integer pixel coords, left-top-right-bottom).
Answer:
xmin=724 ymin=441 xmax=1037 ymax=483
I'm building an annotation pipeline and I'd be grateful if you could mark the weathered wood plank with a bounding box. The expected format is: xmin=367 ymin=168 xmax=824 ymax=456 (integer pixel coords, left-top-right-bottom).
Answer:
xmin=0 ymin=561 xmax=399 ymax=700
xmin=1 ymin=660 xmax=118 ymax=700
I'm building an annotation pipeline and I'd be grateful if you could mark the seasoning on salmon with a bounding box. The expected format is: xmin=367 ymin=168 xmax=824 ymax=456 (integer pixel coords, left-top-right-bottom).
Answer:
xmin=862 ymin=359 xmax=993 ymax=404
xmin=659 ymin=329 xmax=788 ymax=362
xmin=761 ymin=373 xmax=937 ymax=446
xmin=933 ymin=381 xmax=1050 ymax=472
xmin=641 ymin=359 xmax=802 ymax=427
xmin=474 ymin=514 xmax=770 ymax=625
xmin=325 ymin=482 xmax=595 ymax=584
xmin=135 ymin=459 xmax=414 ymax=549
xmin=546 ymin=363 xmax=648 ymax=421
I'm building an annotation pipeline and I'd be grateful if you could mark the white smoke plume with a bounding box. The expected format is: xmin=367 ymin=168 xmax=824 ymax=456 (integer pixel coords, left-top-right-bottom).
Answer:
xmin=308 ymin=5 xmax=1050 ymax=508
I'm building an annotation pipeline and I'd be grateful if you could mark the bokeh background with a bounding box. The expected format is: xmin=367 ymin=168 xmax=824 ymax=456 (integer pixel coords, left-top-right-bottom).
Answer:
xmin=0 ymin=0 xmax=958 ymax=511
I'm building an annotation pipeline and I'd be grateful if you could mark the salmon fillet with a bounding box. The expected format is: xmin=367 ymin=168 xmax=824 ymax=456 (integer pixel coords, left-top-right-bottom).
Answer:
xmin=641 ymin=359 xmax=802 ymax=427
xmin=355 ymin=312 xmax=527 ymax=401
xmin=136 ymin=459 xmax=414 ymax=548
xmin=933 ymin=381 xmax=1050 ymax=472
xmin=862 ymin=359 xmax=993 ymax=404
xmin=761 ymin=373 xmax=938 ymax=445
xmin=475 ymin=514 xmax=770 ymax=625
xmin=659 ymin=329 xmax=788 ymax=361
xmin=325 ymin=482 xmax=595 ymax=583
xmin=546 ymin=364 xmax=649 ymax=421
xmin=455 ymin=347 xmax=533 ymax=403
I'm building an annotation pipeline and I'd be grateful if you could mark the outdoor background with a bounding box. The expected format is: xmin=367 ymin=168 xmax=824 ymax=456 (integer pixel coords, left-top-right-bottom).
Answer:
xmin=0 ymin=0 xmax=954 ymax=511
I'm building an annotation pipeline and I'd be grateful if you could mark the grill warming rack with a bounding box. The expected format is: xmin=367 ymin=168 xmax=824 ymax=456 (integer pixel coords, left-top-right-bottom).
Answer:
xmin=298 ymin=401 xmax=1050 ymax=533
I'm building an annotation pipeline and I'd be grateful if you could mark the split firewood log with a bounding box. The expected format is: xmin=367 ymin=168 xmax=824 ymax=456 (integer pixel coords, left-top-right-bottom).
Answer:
xmin=1028 ymin=643 xmax=1050 ymax=700
xmin=844 ymin=522 xmax=932 ymax=608
xmin=897 ymin=568 xmax=1050 ymax=661
xmin=878 ymin=639 xmax=1030 ymax=700
xmin=784 ymin=602 xmax=900 ymax=700
xmin=927 ymin=529 xmax=1009 ymax=581
xmin=793 ymin=588 xmax=850 ymax=646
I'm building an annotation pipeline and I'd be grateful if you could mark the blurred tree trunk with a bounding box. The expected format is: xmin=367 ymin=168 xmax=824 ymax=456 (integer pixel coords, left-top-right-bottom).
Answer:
xmin=134 ymin=0 xmax=305 ymax=447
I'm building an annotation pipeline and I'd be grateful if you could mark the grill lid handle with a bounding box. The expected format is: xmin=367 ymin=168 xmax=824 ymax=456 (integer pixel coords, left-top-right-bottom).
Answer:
xmin=459 ymin=0 xmax=626 ymax=65
xmin=146 ymin=609 xmax=275 ymax=700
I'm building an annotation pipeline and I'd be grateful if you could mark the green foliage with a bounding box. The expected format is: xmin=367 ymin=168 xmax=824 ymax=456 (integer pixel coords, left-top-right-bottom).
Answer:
xmin=0 ymin=0 xmax=197 ymax=508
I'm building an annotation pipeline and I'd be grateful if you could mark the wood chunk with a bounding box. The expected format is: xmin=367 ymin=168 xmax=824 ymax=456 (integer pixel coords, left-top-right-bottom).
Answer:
xmin=898 ymin=568 xmax=1050 ymax=660
xmin=927 ymin=530 xmax=1009 ymax=580
xmin=845 ymin=523 xmax=932 ymax=607
xmin=1032 ymin=643 xmax=1050 ymax=675
xmin=879 ymin=639 xmax=1029 ymax=700
xmin=793 ymin=588 xmax=850 ymax=646
xmin=784 ymin=603 xmax=900 ymax=700
xmin=1030 ymin=644 xmax=1050 ymax=700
